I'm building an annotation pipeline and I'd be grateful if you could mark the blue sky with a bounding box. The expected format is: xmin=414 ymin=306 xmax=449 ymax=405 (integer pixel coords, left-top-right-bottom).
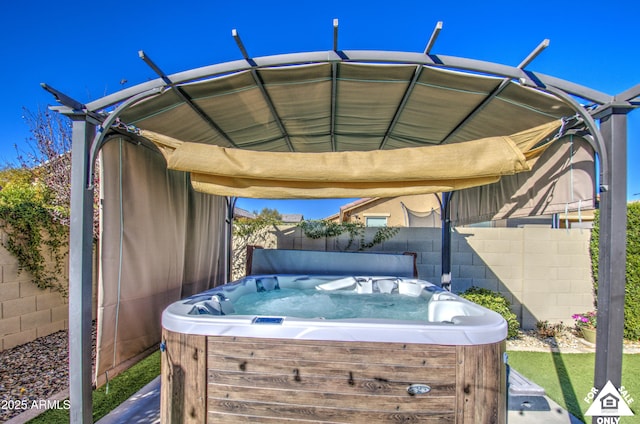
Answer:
xmin=1 ymin=0 xmax=638 ymax=219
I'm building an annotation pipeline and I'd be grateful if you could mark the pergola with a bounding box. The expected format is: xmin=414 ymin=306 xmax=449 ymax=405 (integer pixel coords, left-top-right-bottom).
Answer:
xmin=44 ymin=21 xmax=639 ymax=423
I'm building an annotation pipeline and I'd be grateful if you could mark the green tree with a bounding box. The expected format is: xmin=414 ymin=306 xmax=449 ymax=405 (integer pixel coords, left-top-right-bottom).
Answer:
xmin=255 ymin=207 xmax=282 ymax=222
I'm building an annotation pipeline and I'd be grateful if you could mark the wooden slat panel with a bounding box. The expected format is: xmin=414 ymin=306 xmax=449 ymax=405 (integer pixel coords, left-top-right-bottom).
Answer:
xmin=161 ymin=329 xmax=207 ymax=424
xmin=455 ymin=342 xmax=506 ymax=424
xmin=208 ymin=412 xmax=327 ymax=423
xmin=208 ymin=383 xmax=455 ymax=411
xmin=208 ymin=356 xmax=454 ymax=381
xmin=208 ymin=370 xmax=456 ymax=397
xmin=206 ymin=335 xmax=460 ymax=423
xmin=210 ymin=337 xmax=456 ymax=352
xmin=211 ymin=336 xmax=456 ymax=352
xmin=208 ymin=338 xmax=456 ymax=367
xmin=207 ymin=399 xmax=455 ymax=423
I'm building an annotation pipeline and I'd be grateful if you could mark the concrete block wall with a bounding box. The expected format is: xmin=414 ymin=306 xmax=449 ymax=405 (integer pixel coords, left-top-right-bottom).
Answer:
xmin=0 ymin=229 xmax=99 ymax=352
xmin=451 ymin=227 xmax=594 ymax=328
xmin=0 ymin=241 xmax=69 ymax=351
xmin=275 ymin=226 xmax=595 ymax=329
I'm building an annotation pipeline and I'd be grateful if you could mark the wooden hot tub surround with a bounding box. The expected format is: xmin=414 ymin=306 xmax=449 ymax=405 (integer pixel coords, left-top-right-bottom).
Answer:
xmin=161 ymin=329 xmax=506 ymax=423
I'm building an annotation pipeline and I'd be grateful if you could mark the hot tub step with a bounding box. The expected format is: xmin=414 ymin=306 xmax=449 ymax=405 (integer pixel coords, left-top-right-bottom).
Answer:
xmin=508 ymin=395 xmax=551 ymax=412
xmin=508 ymin=367 xmax=546 ymax=396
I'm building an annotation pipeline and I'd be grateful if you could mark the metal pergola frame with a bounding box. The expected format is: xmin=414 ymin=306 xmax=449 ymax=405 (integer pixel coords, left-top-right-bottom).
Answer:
xmin=43 ymin=21 xmax=639 ymax=423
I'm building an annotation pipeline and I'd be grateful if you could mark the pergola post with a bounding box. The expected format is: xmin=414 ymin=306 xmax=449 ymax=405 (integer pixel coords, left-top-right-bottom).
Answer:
xmin=441 ymin=192 xmax=452 ymax=291
xmin=593 ymin=107 xmax=629 ymax=397
xmin=225 ymin=197 xmax=237 ymax=283
xmin=68 ymin=115 xmax=96 ymax=423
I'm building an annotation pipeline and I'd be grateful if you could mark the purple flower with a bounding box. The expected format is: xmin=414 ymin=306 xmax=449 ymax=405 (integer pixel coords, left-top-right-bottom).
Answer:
xmin=572 ymin=311 xmax=597 ymax=328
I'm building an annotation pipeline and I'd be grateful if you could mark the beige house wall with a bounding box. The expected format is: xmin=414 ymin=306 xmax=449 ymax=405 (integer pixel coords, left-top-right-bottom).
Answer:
xmin=0 ymin=230 xmax=98 ymax=352
xmin=274 ymin=225 xmax=595 ymax=329
xmin=331 ymin=194 xmax=441 ymax=227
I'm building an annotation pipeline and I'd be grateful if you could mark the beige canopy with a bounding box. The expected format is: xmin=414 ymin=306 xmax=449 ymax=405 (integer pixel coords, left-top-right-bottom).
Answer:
xmin=117 ymin=62 xmax=582 ymax=201
xmin=140 ymin=119 xmax=562 ymax=198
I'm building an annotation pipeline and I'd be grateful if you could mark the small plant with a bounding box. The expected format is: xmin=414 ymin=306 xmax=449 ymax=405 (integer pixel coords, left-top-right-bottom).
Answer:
xmin=572 ymin=311 xmax=597 ymax=330
xmin=460 ymin=286 xmax=520 ymax=338
xmin=297 ymin=220 xmax=398 ymax=251
xmin=536 ymin=320 xmax=566 ymax=338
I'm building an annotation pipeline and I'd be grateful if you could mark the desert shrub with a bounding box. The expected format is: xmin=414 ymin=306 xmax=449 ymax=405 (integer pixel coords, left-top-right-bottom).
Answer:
xmin=460 ymin=286 xmax=520 ymax=338
xmin=536 ymin=320 xmax=567 ymax=338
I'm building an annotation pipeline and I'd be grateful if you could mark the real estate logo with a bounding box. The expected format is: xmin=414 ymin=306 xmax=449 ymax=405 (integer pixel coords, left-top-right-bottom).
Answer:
xmin=584 ymin=380 xmax=634 ymax=423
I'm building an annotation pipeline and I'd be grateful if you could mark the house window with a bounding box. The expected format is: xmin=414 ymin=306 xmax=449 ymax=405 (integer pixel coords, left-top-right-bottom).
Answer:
xmin=365 ymin=216 xmax=388 ymax=227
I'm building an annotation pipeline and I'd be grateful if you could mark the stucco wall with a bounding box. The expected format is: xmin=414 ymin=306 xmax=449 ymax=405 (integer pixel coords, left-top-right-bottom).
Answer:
xmin=274 ymin=226 xmax=595 ymax=329
xmin=332 ymin=194 xmax=441 ymax=227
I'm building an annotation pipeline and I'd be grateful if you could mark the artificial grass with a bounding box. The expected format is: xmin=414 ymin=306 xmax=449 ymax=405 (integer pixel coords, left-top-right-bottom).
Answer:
xmin=507 ymin=351 xmax=640 ymax=423
xmin=27 ymin=350 xmax=160 ymax=423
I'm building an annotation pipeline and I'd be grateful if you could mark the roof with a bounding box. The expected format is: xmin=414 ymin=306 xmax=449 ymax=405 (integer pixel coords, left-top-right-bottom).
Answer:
xmin=233 ymin=207 xmax=256 ymax=219
xmin=332 ymin=198 xmax=378 ymax=221
xmin=45 ymin=23 xmax=639 ymax=202
xmin=281 ymin=213 xmax=304 ymax=223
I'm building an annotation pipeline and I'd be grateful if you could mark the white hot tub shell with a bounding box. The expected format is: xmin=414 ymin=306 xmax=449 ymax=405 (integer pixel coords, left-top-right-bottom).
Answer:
xmin=160 ymin=274 xmax=508 ymax=423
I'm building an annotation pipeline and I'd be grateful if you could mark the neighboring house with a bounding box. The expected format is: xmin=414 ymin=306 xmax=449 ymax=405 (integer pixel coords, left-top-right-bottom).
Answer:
xmin=325 ymin=194 xmax=442 ymax=227
xmin=233 ymin=208 xmax=304 ymax=224
xmin=234 ymin=207 xmax=257 ymax=219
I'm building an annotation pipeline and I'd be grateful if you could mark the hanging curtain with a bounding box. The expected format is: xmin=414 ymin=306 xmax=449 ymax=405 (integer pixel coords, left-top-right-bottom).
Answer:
xmin=95 ymin=137 xmax=226 ymax=385
xmin=451 ymin=136 xmax=596 ymax=225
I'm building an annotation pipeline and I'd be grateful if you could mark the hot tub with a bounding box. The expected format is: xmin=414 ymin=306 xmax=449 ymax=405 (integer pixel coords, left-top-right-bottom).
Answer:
xmin=160 ymin=275 xmax=508 ymax=423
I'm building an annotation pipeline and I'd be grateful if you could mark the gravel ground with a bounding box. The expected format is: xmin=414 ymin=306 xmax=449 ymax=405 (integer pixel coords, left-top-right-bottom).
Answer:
xmin=0 ymin=324 xmax=96 ymax=423
xmin=507 ymin=328 xmax=640 ymax=353
xmin=0 ymin=325 xmax=638 ymax=422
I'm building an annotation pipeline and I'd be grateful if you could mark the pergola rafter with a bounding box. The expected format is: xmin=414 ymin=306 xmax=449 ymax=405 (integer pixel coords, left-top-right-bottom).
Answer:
xmin=378 ymin=66 xmax=424 ymax=149
xmin=76 ymin=50 xmax=613 ymax=116
xmin=379 ymin=21 xmax=443 ymax=149
xmin=138 ymin=51 xmax=239 ymax=148
xmin=440 ymin=39 xmax=550 ymax=144
xmin=233 ymin=29 xmax=295 ymax=152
